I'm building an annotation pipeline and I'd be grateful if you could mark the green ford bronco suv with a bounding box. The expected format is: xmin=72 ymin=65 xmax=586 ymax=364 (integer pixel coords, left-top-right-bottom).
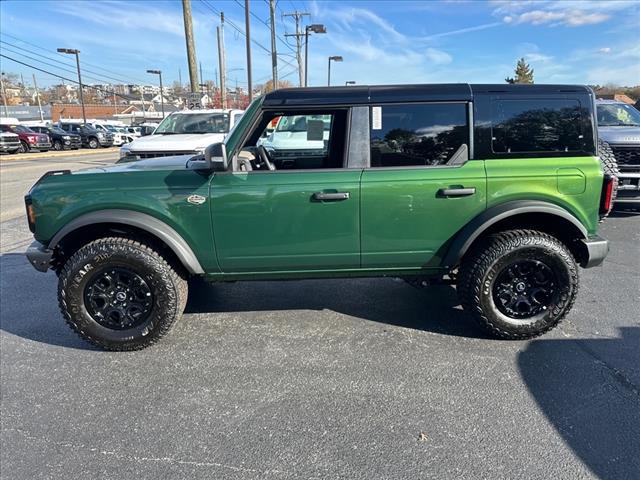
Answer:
xmin=25 ymin=84 xmax=615 ymax=350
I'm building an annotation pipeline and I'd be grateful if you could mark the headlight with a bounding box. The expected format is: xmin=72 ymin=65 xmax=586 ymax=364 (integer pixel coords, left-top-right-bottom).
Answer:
xmin=97 ymin=132 xmax=105 ymax=138
xmin=119 ymin=145 xmax=131 ymax=158
xmin=63 ymin=135 xmax=71 ymax=140
xmin=195 ymin=146 xmax=206 ymax=154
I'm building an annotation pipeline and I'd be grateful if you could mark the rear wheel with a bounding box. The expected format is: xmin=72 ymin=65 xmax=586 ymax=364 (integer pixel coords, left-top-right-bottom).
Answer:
xmin=58 ymin=237 xmax=188 ymax=350
xmin=458 ymin=230 xmax=578 ymax=339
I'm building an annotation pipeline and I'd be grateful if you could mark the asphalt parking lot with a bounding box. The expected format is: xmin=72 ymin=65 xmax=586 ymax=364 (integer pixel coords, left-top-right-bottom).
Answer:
xmin=1 ymin=152 xmax=639 ymax=479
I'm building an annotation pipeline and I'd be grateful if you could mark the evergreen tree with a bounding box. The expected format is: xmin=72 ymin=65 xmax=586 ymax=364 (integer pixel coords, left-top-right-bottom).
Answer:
xmin=505 ymin=58 xmax=534 ymax=84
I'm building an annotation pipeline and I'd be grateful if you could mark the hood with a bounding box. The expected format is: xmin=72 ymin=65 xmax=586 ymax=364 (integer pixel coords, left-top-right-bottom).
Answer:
xmin=598 ymin=126 xmax=640 ymax=145
xmin=73 ymin=155 xmax=196 ymax=174
xmin=126 ymin=133 xmax=226 ymax=152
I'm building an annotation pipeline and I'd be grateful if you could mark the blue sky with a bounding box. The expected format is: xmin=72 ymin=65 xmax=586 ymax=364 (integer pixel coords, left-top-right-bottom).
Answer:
xmin=1 ymin=0 xmax=638 ymax=89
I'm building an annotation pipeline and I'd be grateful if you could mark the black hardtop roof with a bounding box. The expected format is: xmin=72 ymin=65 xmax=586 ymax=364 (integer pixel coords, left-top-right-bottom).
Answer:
xmin=262 ymin=83 xmax=593 ymax=107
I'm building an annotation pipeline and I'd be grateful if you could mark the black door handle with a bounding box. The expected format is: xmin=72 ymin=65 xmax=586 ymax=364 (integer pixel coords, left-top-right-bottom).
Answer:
xmin=438 ymin=187 xmax=476 ymax=197
xmin=312 ymin=192 xmax=350 ymax=201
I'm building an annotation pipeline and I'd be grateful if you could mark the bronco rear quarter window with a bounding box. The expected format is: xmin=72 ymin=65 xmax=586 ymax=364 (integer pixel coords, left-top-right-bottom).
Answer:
xmin=491 ymin=98 xmax=590 ymax=155
xmin=369 ymin=103 xmax=469 ymax=167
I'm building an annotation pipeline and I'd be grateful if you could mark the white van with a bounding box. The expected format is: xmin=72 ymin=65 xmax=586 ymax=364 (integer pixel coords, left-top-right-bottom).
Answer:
xmin=119 ymin=109 xmax=244 ymax=160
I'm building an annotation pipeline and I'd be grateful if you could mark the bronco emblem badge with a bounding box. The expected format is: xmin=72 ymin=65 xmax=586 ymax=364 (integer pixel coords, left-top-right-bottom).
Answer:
xmin=187 ymin=194 xmax=206 ymax=205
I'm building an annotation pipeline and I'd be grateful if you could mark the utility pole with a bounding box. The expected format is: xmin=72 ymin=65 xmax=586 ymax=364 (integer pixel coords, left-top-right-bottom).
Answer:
xmin=217 ymin=12 xmax=227 ymax=109
xmin=181 ymin=0 xmax=199 ymax=93
xmin=1 ymin=73 xmax=9 ymax=117
xmin=284 ymin=11 xmax=309 ymax=87
xmin=57 ymin=48 xmax=86 ymax=124
xmin=244 ymin=0 xmax=253 ymax=102
xmin=269 ymin=0 xmax=278 ymax=88
xmin=32 ymin=74 xmax=44 ymax=121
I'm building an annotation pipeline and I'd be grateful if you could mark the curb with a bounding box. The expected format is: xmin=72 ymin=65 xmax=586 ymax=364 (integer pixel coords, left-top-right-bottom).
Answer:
xmin=0 ymin=147 xmax=120 ymax=162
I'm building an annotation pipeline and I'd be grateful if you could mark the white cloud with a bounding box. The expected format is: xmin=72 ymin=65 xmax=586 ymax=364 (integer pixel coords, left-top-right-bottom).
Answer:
xmin=599 ymin=47 xmax=612 ymax=54
xmin=425 ymin=48 xmax=453 ymax=65
xmin=493 ymin=0 xmax=636 ymax=27
xmin=504 ymin=9 xmax=610 ymax=26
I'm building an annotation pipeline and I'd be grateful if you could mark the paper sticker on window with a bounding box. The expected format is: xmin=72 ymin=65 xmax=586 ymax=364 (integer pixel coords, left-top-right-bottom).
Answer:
xmin=372 ymin=106 xmax=382 ymax=130
xmin=307 ymin=119 xmax=324 ymax=141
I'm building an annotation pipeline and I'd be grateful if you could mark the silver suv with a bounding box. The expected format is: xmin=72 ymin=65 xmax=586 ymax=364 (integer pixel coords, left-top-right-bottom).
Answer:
xmin=596 ymin=99 xmax=640 ymax=206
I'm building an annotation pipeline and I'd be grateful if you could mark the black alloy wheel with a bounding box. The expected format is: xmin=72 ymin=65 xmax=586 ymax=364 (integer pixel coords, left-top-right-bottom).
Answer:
xmin=492 ymin=259 xmax=557 ymax=320
xmin=84 ymin=267 xmax=154 ymax=330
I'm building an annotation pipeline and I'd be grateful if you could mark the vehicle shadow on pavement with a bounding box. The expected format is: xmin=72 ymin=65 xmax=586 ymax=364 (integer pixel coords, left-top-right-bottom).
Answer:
xmin=518 ymin=327 xmax=640 ymax=480
xmin=186 ymin=277 xmax=491 ymax=339
xmin=0 ymin=253 xmax=99 ymax=350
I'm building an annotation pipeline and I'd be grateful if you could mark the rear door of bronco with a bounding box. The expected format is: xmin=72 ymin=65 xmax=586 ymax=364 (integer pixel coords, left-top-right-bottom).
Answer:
xmin=360 ymin=102 xmax=487 ymax=268
xmin=210 ymin=108 xmax=362 ymax=272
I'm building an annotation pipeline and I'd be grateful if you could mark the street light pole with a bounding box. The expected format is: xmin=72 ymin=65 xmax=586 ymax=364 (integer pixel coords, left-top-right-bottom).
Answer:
xmin=57 ymin=48 xmax=86 ymax=123
xmin=327 ymin=56 xmax=343 ymax=86
xmin=146 ymin=69 xmax=165 ymax=119
xmin=304 ymin=24 xmax=326 ymax=87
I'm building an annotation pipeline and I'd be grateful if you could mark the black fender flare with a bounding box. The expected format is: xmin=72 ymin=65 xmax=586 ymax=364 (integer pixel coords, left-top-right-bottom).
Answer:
xmin=48 ymin=209 xmax=205 ymax=274
xmin=442 ymin=200 xmax=588 ymax=267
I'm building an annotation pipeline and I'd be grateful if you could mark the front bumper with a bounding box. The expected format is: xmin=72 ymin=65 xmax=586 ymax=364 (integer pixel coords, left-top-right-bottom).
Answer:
xmin=0 ymin=144 xmax=20 ymax=152
xmin=581 ymin=235 xmax=609 ymax=268
xmin=26 ymin=240 xmax=53 ymax=272
xmin=33 ymin=141 xmax=52 ymax=150
xmin=616 ymin=172 xmax=640 ymax=204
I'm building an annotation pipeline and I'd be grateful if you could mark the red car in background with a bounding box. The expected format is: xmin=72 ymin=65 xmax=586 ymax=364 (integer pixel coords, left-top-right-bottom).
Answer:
xmin=0 ymin=124 xmax=51 ymax=153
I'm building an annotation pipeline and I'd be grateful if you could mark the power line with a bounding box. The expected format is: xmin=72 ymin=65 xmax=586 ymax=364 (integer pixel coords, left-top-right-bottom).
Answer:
xmin=0 ymin=32 xmax=149 ymax=85
xmin=0 ymin=40 xmax=141 ymax=86
xmin=0 ymin=53 xmax=134 ymax=102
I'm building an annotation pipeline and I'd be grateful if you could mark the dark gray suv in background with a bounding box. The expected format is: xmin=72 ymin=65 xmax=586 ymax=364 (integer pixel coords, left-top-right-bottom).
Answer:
xmin=596 ymin=99 xmax=640 ymax=206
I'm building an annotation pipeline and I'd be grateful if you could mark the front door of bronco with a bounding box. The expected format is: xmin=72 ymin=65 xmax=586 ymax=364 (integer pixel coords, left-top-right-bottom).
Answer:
xmin=360 ymin=102 xmax=487 ymax=268
xmin=210 ymin=109 xmax=361 ymax=272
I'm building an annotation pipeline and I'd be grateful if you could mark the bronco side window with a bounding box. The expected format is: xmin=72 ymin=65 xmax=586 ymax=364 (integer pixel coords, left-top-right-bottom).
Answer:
xmin=239 ymin=109 xmax=348 ymax=170
xmin=369 ymin=103 xmax=469 ymax=167
xmin=492 ymin=99 xmax=586 ymax=154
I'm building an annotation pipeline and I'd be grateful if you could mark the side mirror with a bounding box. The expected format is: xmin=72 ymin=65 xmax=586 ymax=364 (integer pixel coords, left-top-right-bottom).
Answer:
xmin=204 ymin=142 xmax=228 ymax=171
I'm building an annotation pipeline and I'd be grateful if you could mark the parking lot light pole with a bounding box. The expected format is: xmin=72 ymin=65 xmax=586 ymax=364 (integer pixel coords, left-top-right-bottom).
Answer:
xmin=327 ymin=56 xmax=343 ymax=86
xmin=146 ymin=69 xmax=165 ymax=119
xmin=304 ymin=24 xmax=326 ymax=87
xmin=57 ymin=48 xmax=85 ymax=124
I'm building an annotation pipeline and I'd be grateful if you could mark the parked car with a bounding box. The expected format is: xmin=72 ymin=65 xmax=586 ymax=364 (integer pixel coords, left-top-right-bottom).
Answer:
xmin=596 ymin=99 xmax=640 ymax=206
xmin=119 ymin=109 xmax=243 ymax=160
xmin=57 ymin=122 xmax=114 ymax=149
xmin=25 ymin=84 xmax=613 ymax=350
xmin=28 ymin=125 xmax=81 ymax=151
xmin=0 ymin=131 xmax=21 ymax=154
xmin=87 ymin=122 xmax=127 ymax=146
xmin=0 ymin=124 xmax=51 ymax=153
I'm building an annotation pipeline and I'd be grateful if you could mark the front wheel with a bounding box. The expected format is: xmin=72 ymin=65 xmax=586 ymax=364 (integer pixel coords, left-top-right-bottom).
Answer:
xmin=88 ymin=137 xmax=99 ymax=149
xmin=58 ymin=237 xmax=188 ymax=350
xmin=53 ymin=140 xmax=63 ymax=151
xmin=458 ymin=230 xmax=578 ymax=339
xmin=18 ymin=141 xmax=29 ymax=153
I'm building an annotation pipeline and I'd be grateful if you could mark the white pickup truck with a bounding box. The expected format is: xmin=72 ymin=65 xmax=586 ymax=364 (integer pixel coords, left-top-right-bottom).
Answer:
xmin=119 ymin=109 xmax=244 ymax=160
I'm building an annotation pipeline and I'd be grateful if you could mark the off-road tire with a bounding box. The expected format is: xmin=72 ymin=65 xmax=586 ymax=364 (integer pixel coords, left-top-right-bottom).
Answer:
xmin=598 ymin=139 xmax=619 ymax=220
xmin=458 ymin=229 xmax=578 ymax=339
xmin=88 ymin=137 xmax=99 ymax=149
xmin=58 ymin=237 xmax=188 ymax=350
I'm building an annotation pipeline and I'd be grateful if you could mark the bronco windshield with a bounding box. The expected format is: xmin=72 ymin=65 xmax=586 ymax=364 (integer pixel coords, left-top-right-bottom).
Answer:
xmin=154 ymin=112 xmax=230 ymax=135
xmin=597 ymin=103 xmax=640 ymax=127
